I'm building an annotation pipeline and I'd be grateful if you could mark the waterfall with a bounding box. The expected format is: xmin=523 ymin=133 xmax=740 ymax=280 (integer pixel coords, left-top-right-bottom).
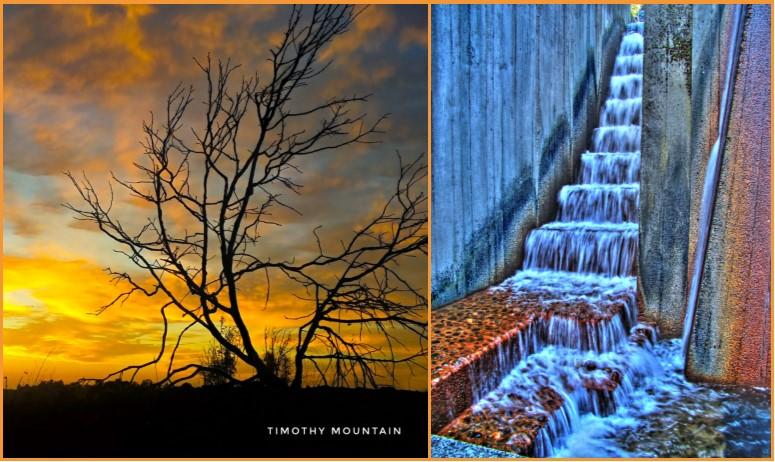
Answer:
xmin=447 ymin=23 xmax=655 ymax=457
xmin=522 ymin=27 xmax=643 ymax=282
xmin=437 ymin=16 xmax=770 ymax=459
xmin=515 ymin=22 xmax=646 ymax=455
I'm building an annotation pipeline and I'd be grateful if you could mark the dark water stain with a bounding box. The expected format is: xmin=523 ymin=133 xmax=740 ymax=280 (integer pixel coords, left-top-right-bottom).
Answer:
xmin=573 ymin=50 xmax=598 ymax=121
xmin=539 ymin=116 xmax=570 ymax=178
xmin=432 ymin=176 xmax=535 ymax=307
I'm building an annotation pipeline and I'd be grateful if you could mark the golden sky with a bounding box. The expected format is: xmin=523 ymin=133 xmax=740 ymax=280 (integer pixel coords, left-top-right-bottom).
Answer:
xmin=3 ymin=5 xmax=428 ymax=390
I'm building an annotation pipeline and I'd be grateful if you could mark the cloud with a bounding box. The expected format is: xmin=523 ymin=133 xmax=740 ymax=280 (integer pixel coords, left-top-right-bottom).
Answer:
xmin=2 ymin=256 xmax=171 ymax=382
xmin=5 ymin=206 xmax=44 ymax=238
xmin=3 ymin=5 xmax=428 ymax=390
xmin=5 ymin=5 xmax=156 ymax=95
xmin=400 ymin=24 xmax=428 ymax=49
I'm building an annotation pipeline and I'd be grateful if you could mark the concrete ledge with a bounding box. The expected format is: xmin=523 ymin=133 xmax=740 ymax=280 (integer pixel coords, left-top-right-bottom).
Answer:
xmin=431 ymin=277 xmax=637 ymax=432
xmin=431 ymin=435 xmax=522 ymax=458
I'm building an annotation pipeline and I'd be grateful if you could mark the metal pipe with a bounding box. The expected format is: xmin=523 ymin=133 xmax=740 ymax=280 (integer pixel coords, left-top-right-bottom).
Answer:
xmin=681 ymin=4 xmax=747 ymax=369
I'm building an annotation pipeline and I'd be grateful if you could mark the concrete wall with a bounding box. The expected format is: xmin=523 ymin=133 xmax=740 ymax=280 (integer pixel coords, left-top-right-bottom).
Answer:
xmin=640 ymin=4 xmax=772 ymax=386
xmin=431 ymin=5 xmax=631 ymax=307
xmin=639 ymin=5 xmax=694 ymax=338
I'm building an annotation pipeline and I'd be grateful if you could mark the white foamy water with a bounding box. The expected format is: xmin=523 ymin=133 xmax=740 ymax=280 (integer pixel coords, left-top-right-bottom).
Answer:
xmin=472 ymin=341 xmax=664 ymax=457
xmin=523 ymin=222 xmax=638 ymax=277
xmin=600 ymin=98 xmax=642 ymax=125
xmin=612 ymin=55 xmax=642 ymax=75
xmin=498 ymin=269 xmax=636 ymax=301
xmin=553 ymin=339 xmax=771 ymax=458
xmin=609 ymin=75 xmax=642 ymax=99
xmin=558 ymin=184 xmax=639 ymax=223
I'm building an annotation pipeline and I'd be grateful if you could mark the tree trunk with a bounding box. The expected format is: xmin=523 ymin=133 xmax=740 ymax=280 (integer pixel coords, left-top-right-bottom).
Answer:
xmin=290 ymin=355 xmax=304 ymax=389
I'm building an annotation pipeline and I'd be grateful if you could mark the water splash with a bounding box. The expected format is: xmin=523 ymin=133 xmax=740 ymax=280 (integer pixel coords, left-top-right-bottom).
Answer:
xmin=553 ymin=340 xmax=771 ymax=459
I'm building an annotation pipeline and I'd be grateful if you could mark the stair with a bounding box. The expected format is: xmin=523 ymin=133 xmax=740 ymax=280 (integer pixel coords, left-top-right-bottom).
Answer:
xmin=432 ymin=22 xmax=648 ymax=457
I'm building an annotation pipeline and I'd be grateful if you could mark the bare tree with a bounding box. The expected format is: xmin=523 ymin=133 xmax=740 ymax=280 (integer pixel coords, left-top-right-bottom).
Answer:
xmin=65 ymin=5 xmax=427 ymax=388
xmin=283 ymin=154 xmax=427 ymax=388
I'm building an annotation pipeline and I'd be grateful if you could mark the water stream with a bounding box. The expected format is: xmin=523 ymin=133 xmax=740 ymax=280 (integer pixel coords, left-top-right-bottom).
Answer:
xmin=465 ymin=22 xmax=770 ymax=458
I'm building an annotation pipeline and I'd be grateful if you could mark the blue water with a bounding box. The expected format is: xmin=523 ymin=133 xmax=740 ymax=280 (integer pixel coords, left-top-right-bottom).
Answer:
xmin=554 ymin=339 xmax=771 ymax=458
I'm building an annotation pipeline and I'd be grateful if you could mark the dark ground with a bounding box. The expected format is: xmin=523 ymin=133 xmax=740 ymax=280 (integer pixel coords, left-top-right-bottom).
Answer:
xmin=4 ymin=381 xmax=428 ymax=458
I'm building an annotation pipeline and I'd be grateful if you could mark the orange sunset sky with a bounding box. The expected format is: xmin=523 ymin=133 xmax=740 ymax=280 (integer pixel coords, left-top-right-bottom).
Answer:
xmin=3 ymin=5 xmax=428 ymax=389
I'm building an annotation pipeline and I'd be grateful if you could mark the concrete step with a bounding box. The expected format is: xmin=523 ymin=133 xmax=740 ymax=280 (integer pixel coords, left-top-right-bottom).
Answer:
xmin=609 ymin=74 xmax=642 ymax=99
xmin=580 ymin=152 xmax=640 ymax=184
xmin=436 ymin=324 xmax=659 ymax=456
xmin=523 ymin=222 xmax=639 ymax=277
xmin=592 ymin=125 xmax=642 ymax=152
xmin=600 ymin=97 xmax=642 ymax=126
xmin=613 ymin=54 xmax=642 ymax=75
xmin=431 ymin=271 xmax=638 ymax=433
xmin=557 ymin=183 xmax=640 ymax=223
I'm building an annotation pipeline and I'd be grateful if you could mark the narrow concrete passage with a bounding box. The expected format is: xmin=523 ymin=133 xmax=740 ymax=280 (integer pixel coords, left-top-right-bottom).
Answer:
xmin=432 ymin=20 xmax=770 ymax=458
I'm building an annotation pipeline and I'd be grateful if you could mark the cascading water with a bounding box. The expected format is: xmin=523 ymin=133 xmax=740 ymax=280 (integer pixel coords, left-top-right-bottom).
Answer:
xmin=522 ymin=25 xmax=644 ymax=283
xmin=436 ymin=19 xmax=770 ymax=460
xmin=447 ymin=21 xmax=771 ymax=458
xmin=468 ymin=22 xmax=652 ymax=456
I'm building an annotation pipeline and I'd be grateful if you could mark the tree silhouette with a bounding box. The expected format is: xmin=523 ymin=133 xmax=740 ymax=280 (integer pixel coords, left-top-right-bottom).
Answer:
xmin=262 ymin=328 xmax=293 ymax=385
xmin=201 ymin=319 xmax=238 ymax=386
xmin=285 ymin=154 xmax=427 ymax=388
xmin=65 ymin=5 xmax=427 ymax=388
